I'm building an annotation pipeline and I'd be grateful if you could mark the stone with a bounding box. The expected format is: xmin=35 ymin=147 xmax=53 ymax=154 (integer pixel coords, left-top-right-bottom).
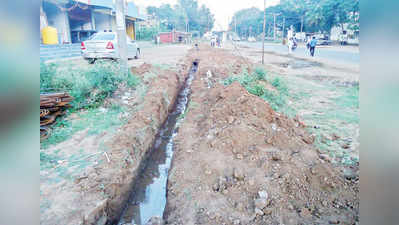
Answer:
xmin=258 ymin=190 xmax=268 ymax=199
xmin=228 ymin=116 xmax=235 ymax=124
xmin=248 ymin=178 xmax=255 ymax=186
xmin=222 ymin=189 xmax=229 ymax=194
xmin=271 ymin=152 xmax=281 ymax=161
xmin=254 ymin=198 xmax=268 ymax=209
xmin=319 ymin=154 xmax=331 ymax=162
xmin=145 ymin=216 xmax=164 ymax=225
xmin=84 ymin=199 xmax=108 ymax=224
xmin=212 ymin=183 xmax=219 ymax=192
xmin=233 ymin=168 xmax=245 ymax=180
xmin=300 ymin=208 xmax=311 ymax=218
xmin=255 ymin=208 xmax=264 ymax=216
xmin=236 ymin=154 xmax=243 ymax=160
xmin=262 ymin=208 xmax=273 ymax=215
xmin=233 ymin=219 xmax=241 ymax=225
xmin=343 ymin=168 xmax=357 ymax=180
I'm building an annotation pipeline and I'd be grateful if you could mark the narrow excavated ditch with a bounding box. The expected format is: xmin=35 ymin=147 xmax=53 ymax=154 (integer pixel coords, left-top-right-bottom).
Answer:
xmin=116 ymin=61 xmax=199 ymax=225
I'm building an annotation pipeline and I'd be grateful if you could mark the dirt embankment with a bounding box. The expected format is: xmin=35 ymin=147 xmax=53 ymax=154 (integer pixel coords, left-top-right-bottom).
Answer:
xmin=164 ymin=45 xmax=359 ymax=224
xmin=40 ymin=61 xmax=192 ymax=225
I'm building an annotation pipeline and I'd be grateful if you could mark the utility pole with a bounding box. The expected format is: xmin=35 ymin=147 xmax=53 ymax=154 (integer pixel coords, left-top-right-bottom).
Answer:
xmin=115 ymin=0 xmax=128 ymax=74
xmin=300 ymin=15 xmax=304 ymax=33
xmin=273 ymin=13 xmax=276 ymax=40
xmin=234 ymin=17 xmax=237 ymax=34
xmin=262 ymin=0 xmax=266 ymax=64
xmin=282 ymin=16 xmax=285 ymax=39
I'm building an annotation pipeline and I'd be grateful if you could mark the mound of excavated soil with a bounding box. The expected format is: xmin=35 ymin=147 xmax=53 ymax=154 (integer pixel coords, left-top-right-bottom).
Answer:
xmin=164 ymin=45 xmax=359 ymax=225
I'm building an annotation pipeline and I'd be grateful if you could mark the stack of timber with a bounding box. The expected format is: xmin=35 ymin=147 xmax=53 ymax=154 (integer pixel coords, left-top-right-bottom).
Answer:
xmin=40 ymin=92 xmax=73 ymax=139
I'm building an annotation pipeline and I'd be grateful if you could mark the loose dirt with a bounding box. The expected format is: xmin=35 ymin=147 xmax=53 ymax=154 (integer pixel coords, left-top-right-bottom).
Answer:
xmin=164 ymin=45 xmax=359 ymax=224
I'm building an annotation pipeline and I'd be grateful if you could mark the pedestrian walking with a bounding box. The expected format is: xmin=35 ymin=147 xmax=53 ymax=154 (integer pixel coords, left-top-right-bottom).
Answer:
xmin=309 ymin=36 xmax=317 ymax=57
xmin=306 ymin=37 xmax=310 ymax=49
xmin=287 ymin=38 xmax=294 ymax=54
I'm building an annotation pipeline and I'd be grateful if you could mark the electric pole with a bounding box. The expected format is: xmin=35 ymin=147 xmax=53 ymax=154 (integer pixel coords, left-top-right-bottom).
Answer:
xmin=300 ymin=15 xmax=304 ymax=34
xmin=262 ymin=0 xmax=266 ymax=64
xmin=273 ymin=13 xmax=276 ymax=40
xmin=282 ymin=16 xmax=285 ymax=39
xmin=115 ymin=0 xmax=128 ymax=74
xmin=234 ymin=17 xmax=237 ymax=34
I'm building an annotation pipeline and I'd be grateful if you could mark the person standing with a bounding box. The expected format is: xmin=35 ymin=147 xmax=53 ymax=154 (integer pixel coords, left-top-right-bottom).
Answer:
xmin=309 ymin=36 xmax=317 ymax=57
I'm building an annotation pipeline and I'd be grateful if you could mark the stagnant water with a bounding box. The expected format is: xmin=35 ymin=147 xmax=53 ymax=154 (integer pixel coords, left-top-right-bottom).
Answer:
xmin=117 ymin=61 xmax=198 ymax=225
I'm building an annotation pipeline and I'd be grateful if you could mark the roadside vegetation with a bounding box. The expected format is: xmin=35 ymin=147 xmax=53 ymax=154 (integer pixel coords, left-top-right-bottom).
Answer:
xmin=224 ymin=66 xmax=359 ymax=165
xmin=40 ymin=60 xmax=140 ymax=109
xmin=40 ymin=61 xmax=141 ymax=150
xmin=224 ymin=67 xmax=294 ymax=115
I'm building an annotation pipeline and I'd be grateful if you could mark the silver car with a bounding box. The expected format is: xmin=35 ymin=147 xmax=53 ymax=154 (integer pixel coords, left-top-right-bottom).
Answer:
xmin=81 ymin=32 xmax=140 ymax=64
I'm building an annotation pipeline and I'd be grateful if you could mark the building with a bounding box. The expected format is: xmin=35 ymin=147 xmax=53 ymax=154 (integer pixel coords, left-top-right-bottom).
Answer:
xmin=40 ymin=0 xmax=145 ymax=44
xmin=330 ymin=24 xmax=359 ymax=45
xmin=159 ymin=31 xmax=191 ymax=44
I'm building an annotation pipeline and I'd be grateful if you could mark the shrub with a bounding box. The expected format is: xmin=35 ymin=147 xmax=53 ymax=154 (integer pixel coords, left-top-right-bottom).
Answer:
xmin=253 ymin=67 xmax=267 ymax=81
xmin=40 ymin=61 xmax=141 ymax=109
xmin=246 ymin=84 xmax=265 ymax=97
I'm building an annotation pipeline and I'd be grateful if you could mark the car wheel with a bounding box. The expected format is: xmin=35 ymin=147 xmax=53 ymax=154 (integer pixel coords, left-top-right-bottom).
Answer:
xmin=135 ymin=48 xmax=140 ymax=59
xmin=87 ymin=58 xmax=96 ymax=64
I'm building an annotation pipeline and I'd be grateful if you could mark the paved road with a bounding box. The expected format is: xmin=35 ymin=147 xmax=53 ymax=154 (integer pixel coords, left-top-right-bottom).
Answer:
xmin=240 ymin=41 xmax=359 ymax=64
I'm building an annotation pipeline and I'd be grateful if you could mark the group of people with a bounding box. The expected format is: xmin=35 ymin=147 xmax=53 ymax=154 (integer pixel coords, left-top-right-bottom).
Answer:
xmin=211 ymin=36 xmax=221 ymax=47
xmin=287 ymin=36 xmax=318 ymax=57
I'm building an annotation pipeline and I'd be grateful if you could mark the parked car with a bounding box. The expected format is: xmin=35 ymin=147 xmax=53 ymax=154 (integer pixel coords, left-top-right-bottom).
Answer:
xmin=248 ymin=36 xmax=256 ymax=42
xmin=81 ymin=32 xmax=140 ymax=64
xmin=316 ymin=39 xmax=332 ymax=45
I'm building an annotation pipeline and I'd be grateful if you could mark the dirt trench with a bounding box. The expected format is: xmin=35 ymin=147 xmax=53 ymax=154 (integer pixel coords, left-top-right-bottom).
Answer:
xmin=40 ymin=60 xmax=194 ymax=225
xmin=163 ymin=45 xmax=359 ymax=224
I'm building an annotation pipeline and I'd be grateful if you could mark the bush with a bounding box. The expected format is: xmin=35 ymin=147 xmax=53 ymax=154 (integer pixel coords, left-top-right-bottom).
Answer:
xmin=40 ymin=61 xmax=140 ymax=109
xmin=223 ymin=67 xmax=290 ymax=112
xmin=246 ymin=84 xmax=265 ymax=97
xmin=271 ymin=77 xmax=288 ymax=94
xmin=253 ymin=67 xmax=267 ymax=81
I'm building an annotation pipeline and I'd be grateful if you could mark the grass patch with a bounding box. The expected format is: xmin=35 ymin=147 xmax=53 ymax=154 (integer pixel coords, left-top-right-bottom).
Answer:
xmin=41 ymin=103 xmax=126 ymax=149
xmin=280 ymin=75 xmax=359 ymax=165
xmin=40 ymin=60 xmax=140 ymax=109
xmin=224 ymin=67 xmax=293 ymax=114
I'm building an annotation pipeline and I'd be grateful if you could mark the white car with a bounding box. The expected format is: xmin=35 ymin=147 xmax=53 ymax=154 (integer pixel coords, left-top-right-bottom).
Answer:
xmin=248 ymin=36 xmax=256 ymax=42
xmin=81 ymin=32 xmax=140 ymax=64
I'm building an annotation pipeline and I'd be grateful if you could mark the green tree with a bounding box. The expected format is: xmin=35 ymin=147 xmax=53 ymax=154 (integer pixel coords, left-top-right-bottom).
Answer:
xmin=146 ymin=0 xmax=214 ymax=36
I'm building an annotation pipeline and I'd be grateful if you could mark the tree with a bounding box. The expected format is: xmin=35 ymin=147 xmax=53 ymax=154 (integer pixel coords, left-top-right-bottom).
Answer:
xmin=146 ymin=0 xmax=214 ymax=36
xmin=230 ymin=0 xmax=359 ymax=37
xmin=229 ymin=8 xmax=263 ymax=38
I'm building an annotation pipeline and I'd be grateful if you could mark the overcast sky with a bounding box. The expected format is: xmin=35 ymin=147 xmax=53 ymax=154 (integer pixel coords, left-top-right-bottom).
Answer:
xmin=133 ymin=0 xmax=280 ymax=31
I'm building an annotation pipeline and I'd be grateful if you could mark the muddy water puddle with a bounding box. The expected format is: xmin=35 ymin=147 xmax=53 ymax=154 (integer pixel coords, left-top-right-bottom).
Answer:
xmin=117 ymin=61 xmax=198 ymax=225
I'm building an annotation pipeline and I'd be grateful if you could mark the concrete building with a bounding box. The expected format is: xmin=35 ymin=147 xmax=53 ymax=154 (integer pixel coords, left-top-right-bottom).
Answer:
xmin=40 ymin=0 xmax=144 ymax=44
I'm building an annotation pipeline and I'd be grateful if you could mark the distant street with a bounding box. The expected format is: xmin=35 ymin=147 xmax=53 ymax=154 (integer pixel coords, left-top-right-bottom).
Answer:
xmin=240 ymin=41 xmax=359 ymax=64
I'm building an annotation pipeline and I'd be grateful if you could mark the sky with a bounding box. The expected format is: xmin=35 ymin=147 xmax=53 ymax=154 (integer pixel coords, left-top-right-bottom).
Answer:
xmin=132 ymin=0 xmax=280 ymax=31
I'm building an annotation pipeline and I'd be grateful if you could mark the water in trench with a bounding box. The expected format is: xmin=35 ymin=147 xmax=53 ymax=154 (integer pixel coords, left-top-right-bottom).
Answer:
xmin=117 ymin=61 xmax=198 ymax=225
